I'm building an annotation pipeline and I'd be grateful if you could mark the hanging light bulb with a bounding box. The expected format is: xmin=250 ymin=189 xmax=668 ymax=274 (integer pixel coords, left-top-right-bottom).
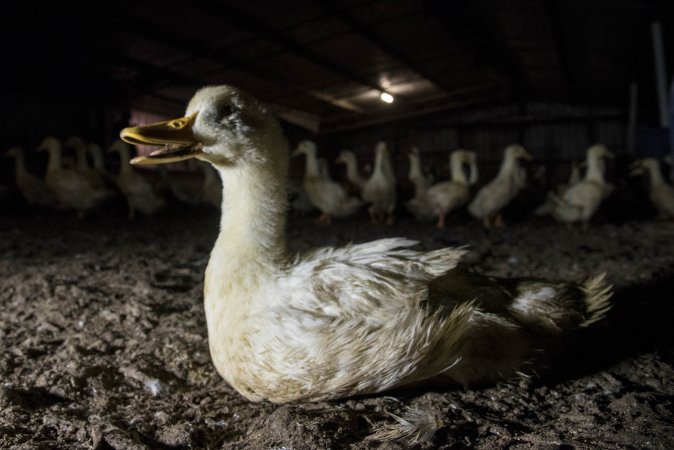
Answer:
xmin=380 ymin=92 xmax=394 ymax=103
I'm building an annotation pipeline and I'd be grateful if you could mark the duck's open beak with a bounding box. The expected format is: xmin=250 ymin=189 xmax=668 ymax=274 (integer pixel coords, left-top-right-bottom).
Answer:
xmin=521 ymin=151 xmax=533 ymax=161
xmin=120 ymin=114 xmax=202 ymax=165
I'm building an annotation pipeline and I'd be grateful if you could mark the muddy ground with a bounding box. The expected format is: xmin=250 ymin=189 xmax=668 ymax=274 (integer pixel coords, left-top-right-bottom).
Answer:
xmin=1 ymin=204 xmax=673 ymax=449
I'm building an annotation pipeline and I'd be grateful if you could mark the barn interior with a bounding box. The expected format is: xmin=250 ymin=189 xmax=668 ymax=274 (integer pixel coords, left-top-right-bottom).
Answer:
xmin=1 ymin=1 xmax=673 ymax=448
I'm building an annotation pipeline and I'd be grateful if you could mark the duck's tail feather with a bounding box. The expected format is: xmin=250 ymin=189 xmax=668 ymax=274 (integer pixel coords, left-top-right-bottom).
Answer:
xmin=579 ymin=272 xmax=613 ymax=327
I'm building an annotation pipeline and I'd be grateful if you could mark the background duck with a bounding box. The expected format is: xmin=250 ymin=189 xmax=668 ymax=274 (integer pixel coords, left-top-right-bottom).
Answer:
xmin=361 ymin=141 xmax=397 ymax=225
xmin=407 ymin=147 xmax=432 ymax=199
xmin=408 ymin=150 xmax=477 ymax=228
xmin=39 ymin=136 xmax=112 ymax=218
xmin=535 ymin=160 xmax=583 ymax=217
xmin=65 ymin=136 xmax=114 ymax=194
xmin=468 ymin=144 xmax=532 ymax=228
xmin=108 ymin=139 xmax=166 ymax=220
xmin=630 ymin=158 xmax=674 ymax=220
xmin=4 ymin=146 xmax=59 ymax=207
xmin=335 ymin=149 xmax=366 ymax=192
xmin=293 ymin=140 xmax=363 ymax=224
xmin=121 ymin=85 xmax=613 ymax=404
xmin=550 ymin=144 xmax=614 ymax=230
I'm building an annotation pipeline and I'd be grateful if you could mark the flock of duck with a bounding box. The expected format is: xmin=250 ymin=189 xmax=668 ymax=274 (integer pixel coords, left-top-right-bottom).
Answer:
xmin=4 ymin=137 xmax=222 ymax=219
xmin=6 ymin=131 xmax=673 ymax=228
xmin=295 ymin=139 xmax=674 ymax=229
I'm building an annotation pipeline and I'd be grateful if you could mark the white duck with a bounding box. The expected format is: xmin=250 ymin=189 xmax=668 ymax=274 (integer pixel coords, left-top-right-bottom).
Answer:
xmin=121 ymin=85 xmax=612 ymax=403
xmin=361 ymin=141 xmax=397 ymax=224
xmin=335 ymin=150 xmax=366 ymax=191
xmin=550 ymin=144 xmax=614 ymax=230
xmin=65 ymin=137 xmax=113 ymax=193
xmin=292 ymin=140 xmax=363 ymax=224
xmin=407 ymin=150 xmax=478 ymax=228
xmin=468 ymin=144 xmax=532 ymax=228
xmin=4 ymin=147 xmax=58 ymax=207
xmin=108 ymin=139 xmax=166 ymax=220
xmin=535 ymin=160 xmax=583 ymax=217
xmin=630 ymin=158 xmax=674 ymax=220
xmin=39 ymin=136 xmax=112 ymax=218
xmin=407 ymin=147 xmax=432 ymax=199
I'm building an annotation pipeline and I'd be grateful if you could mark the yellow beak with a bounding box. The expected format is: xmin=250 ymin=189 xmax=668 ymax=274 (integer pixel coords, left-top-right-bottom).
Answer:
xmin=119 ymin=114 xmax=202 ymax=165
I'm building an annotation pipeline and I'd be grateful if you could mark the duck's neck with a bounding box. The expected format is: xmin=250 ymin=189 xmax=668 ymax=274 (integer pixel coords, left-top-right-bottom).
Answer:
xmin=646 ymin=163 xmax=665 ymax=187
xmin=585 ymin=154 xmax=605 ymax=182
xmin=211 ymin=160 xmax=288 ymax=278
xmin=497 ymin=154 xmax=518 ymax=179
xmin=46 ymin=147 xmax=63 ymax=174
xmin=303 ymin=149 xmax=320 ymax=178
xmin=450 ymin=156 xmax=468 ymax=184
xmin=90 ymin=147 xmax=105 ymax=171
xmin=408 ymin=154 xmax=423 ymax=179
xmin=374 ymin=148 xmax=394 ymax=180
xmin=344 ymin=155 xmax=363 ymax=186
xmin=117 ymin=148 xmax=133 ymax=175
xmin=408 ymin=154 xmax=427 ymax=193
xmin=75 ymin=148 xmax=88 ymax=171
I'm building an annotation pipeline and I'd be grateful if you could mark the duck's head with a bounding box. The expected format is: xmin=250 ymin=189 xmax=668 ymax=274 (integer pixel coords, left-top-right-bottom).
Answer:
xmin=407 ymin=147 xmax=420 ymax=164
xmin=87 ymin=143 xmax=102 ymax=156
xmin=504 ymin=144 xmax=532 ymax=161
xmin=4 ymin=147 xmax=21 ymax=158
xmin=335 ymin=149 xmax=353 ymax=165
xmin=292 ymin=140 xmax=317 ymax=158
xmin=665 ymin=154 xmax=673 ymax=166
xmin=37 ymin=136 xmax=62 ymax=153
xmin=121 ymin=85 xmax=284 ymax=168
xmin=107 ymin=139 xmax=129 ymax=155
xmin=587 ymin=144 xmax=614 ymax=160
xmin=629 ymin=158 xmax=658 ymax=176
xmin=65 ymin=136 xmax=86 ymax=151
xmin=375 ymin=141 xmax=388 ymax=157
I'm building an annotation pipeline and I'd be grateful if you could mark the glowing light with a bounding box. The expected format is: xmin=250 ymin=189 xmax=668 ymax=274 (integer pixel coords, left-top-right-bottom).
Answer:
xmin=380 ymin=92 xmax=394 ymax=103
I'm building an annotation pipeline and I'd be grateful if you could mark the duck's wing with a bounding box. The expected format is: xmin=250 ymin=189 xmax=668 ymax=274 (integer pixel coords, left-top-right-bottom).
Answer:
xmin=284 ymin=238 xmax=468 ymax=316
xmin=266 ymin=239 xmax=474 ymax=399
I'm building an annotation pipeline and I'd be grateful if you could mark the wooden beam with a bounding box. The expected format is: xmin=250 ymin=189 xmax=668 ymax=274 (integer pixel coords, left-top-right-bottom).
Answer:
xmin=193 ymin=1 xmax=388 ymax=94
xmin=427 ymin=0 xmax=530 ymax=100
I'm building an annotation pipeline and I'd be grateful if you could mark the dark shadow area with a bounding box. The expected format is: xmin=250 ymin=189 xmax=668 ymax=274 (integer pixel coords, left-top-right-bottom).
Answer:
xmin=543 ymin=274 xmax=674 ymax=385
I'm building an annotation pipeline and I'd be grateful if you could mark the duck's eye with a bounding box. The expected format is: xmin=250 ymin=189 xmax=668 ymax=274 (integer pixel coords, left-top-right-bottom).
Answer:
xmin=218 ymin=104 xmax=237 ymax=121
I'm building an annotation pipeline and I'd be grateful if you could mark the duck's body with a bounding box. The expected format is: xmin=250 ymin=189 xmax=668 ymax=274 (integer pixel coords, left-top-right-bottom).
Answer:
xmin=550 ymin=145 xmax=613 ymax=229
xmin=66 ymin=137 xmax=114 ymax=195
xmin=632 ymin=158 xmax=674 ymax=220
xmin=293 ymin=140 xmax=363 ymax=224
xmin=336 ymin=150 xmax=366 ymax=191
xmin=361 ymin=141 xmax=397 ymax=224
xmin=468 ymin=145 xmax=531 ymax=228
xmin=108 ymin=140 xmax=166 ymax=219
xmin=407 ymin=150 xmax=477 ymax=228
xmin=535 ymin=161 xmax=582 ymax=217
xmin=5 ymin=147 xmax=58 ymax=207
xmin=39 ymin=137 xmax=112 ymax=217
xmin=121 ymin=85 xmax=612 ymax=403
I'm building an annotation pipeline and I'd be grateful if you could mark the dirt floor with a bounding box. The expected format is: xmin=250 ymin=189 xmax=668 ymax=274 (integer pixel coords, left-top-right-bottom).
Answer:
xmin=1 ymin=204 xmax=673 ymax=449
